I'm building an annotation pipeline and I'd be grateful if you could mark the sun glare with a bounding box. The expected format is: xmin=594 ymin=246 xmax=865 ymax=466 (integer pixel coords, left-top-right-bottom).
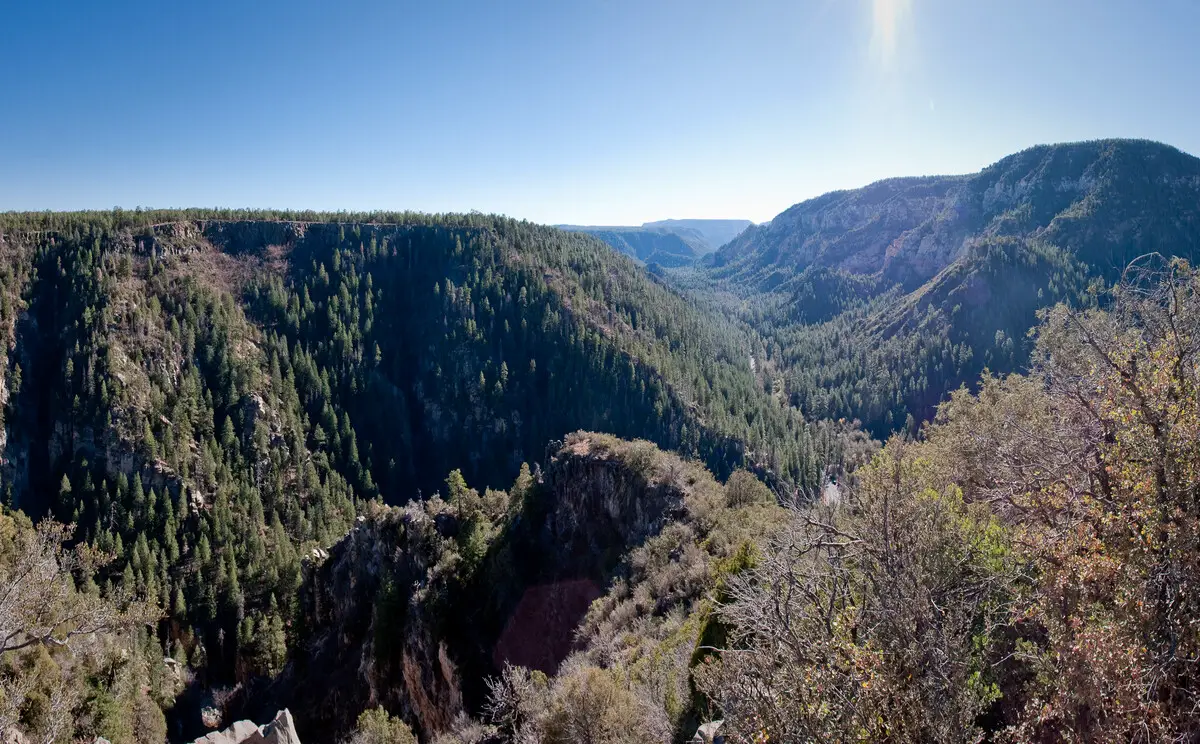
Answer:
xmin=871 ymin=0 xmax=912 ymax=64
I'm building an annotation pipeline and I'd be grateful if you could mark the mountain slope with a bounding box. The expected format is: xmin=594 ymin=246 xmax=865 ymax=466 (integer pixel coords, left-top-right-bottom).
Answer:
xmin=555 ymin=226 xmax=703 ymax=267
xmin=641 ymin=219 xmax=753 ymax=252
xmin=713 ymin=139 xmax=1200 ymax=289
xmin=0 ymin=210 xmax=852 ymax=737
xmin=240 ymin=432 xmax=789 ymax=742
xmin=697 ymin=140 xmax=1200 ymax=436
xmin=0 ymin=212 xmax=835 ymax=504
xmin=560 ymin=218 xmax=753 ymax=267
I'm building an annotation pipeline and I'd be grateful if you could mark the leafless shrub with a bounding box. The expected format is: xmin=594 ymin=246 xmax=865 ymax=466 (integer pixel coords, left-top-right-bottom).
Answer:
xmin=697 ymin=444 xmax=1017 ymax=743
xmin=0 ymin=512 xmax=159 ymax=741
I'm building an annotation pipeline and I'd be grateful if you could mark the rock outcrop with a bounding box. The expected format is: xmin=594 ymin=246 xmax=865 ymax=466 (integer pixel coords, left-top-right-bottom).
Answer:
xmin=237 ymin=431 xmax=763 ymax=743
xmin=238 ymin=502 xmax=467 ymax=743
xmin=191 ymin=710 xmax=300 ymax=744
xmin=691 ymin=720 xmax=725 ymax=744
xmin=713 ymin=139 xmax=1200 ymax=291
xmin=540 ymin=434 xmax=688 ymax=575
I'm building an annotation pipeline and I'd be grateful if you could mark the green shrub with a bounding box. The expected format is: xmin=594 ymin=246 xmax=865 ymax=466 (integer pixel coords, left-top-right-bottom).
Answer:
xmin=723 ymin=470 xmax=773 ymax=508
xmin=348 ymin=706 xmax=416 ymax=744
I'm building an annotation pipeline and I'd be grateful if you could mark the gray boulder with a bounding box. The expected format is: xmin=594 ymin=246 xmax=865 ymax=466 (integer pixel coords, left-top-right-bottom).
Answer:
xmin=691 ymin=719 xmax=725 ymax=744
xmin=191 ymin=709 xmax=300 ymax=744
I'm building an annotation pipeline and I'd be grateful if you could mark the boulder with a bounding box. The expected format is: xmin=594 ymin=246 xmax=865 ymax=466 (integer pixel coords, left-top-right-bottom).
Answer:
xmin=691 ymin=719 xmax=724 ymax=744
xmin=190 ymin=709 xmax=300 ymax=744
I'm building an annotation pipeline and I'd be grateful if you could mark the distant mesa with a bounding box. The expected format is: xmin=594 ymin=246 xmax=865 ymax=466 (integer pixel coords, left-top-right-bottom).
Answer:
xmin=558 ymin=218 xmax=754 ymax=267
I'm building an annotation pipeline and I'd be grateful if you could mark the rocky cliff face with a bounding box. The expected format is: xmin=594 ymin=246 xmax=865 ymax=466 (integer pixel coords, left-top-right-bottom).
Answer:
xmin=488 ymin=435 xmax=696 ymax=678
xmin=240 ymin=434 xmax=694 ymax=740
xmin=713 ymin=139 xmax=1200 ymax=291
xmin=239 ymin=432 xmax=783 ymax=743
xmin=539 ymin=436 xmax=688 ymax=576
xmin=242 ymin=502 xmax=467 ymax=741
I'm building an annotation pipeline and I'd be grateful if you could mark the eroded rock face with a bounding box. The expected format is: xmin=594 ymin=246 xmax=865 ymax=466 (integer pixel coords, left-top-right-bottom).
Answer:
xmin=492 ymin=578 xmax=602 ymax=673
xmin=541 ymin=436 xmax=687 ymax=575
xmin=713 ymin=139 xmax=1200 ymax=292
xmin=191 ymin=709 xmax=300 ymax=744
xmin=199 ymin=221 xmax=301 ymax=255
xmin=691 ymin=719 xmax=725 ymax=744
xmin=242 ymin=505 xmax=465 ymax=743
xmin=715 ymin=175 xmax=965 ymax=287
xmin=240 ymin=433 xmax=715 ymax=744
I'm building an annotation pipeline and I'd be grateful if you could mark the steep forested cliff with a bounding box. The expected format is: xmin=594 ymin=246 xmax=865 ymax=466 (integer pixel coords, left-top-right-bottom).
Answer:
xmin=0 ymin=211 xmax=846 ymax=741
xmin=6 ymin=139 xmax=1200 ymax=744
xmin=695 ymin=139 xmax=1200 ymax=436
xmin=241 ymin=432 xmax=798 ymax=743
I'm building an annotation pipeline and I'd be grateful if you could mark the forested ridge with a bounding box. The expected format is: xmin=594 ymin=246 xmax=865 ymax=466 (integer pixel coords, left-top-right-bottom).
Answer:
xmin=5 ymin=139 xmax=1200 ymax=744
xmin=0 ymin=210 xmax=847 ymax=742
xmin=689 ymin=139 xmax=1200 ymax=437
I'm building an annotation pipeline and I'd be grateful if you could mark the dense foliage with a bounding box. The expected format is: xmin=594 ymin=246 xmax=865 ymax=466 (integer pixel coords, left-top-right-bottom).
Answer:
xmin=0 ymin=211 xmax=842 ymax=741
xmin=0 ymin=511 xmax=164 ymax=743
xmin=244 ymin=219 xmax=835 ymax=497
xmin=5 ymin=140 xmax=1200 ymax=742
xmin=697 ymin=260 xmax=1200 ymax=742
xmin=687 ymin=140 xmax=1200 ymax=438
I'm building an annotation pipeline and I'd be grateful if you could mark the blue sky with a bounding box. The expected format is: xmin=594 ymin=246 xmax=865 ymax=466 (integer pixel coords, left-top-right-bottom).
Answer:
xmin=2 ymin=0 xmax=1197 ymax=224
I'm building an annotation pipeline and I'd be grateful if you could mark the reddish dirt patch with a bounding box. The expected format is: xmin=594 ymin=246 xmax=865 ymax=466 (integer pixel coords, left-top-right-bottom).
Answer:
xmin=493 ymin=579 xmax=603 ymax=674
